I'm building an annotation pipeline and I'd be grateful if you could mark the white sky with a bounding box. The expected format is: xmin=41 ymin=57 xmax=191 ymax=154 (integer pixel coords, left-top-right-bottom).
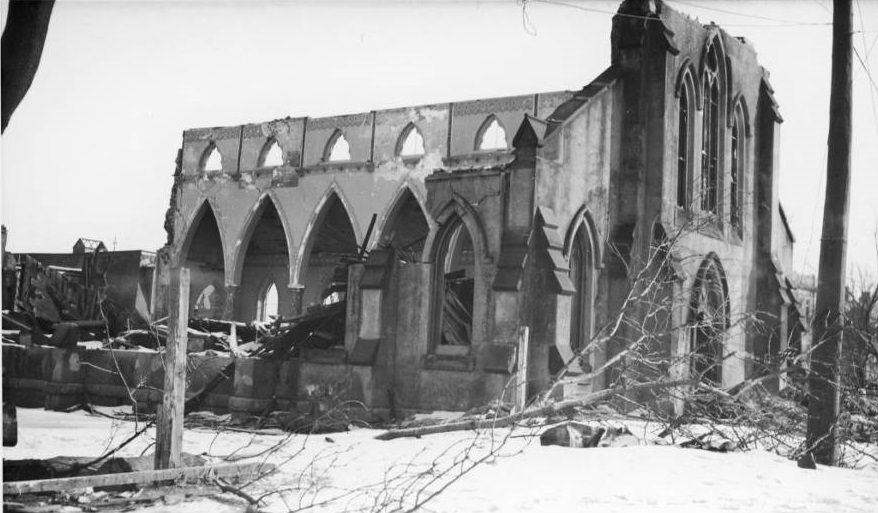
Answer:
xmin=1 ymin=0 xmax=877 ymax=277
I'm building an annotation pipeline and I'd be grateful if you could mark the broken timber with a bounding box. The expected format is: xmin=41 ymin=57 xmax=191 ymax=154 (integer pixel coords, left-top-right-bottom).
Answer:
xmin=375 ymin=379 xmax=692 ymax=440
xmin=2 ymin=462 xmax=274 ymax=495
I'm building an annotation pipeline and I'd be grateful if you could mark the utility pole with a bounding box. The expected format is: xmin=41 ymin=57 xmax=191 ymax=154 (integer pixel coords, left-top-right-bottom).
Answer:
xmin=807 ymin=0 xmax=852 ymax=466
xmin=155 ymin=267 xmax=190 ymax=469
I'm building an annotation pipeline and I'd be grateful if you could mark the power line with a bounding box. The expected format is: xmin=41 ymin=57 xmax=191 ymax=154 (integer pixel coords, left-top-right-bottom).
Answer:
xmin=667 ymin=0 xmax=831 ymax=26
xmin=854 ymin=47 xmax=878 ymax=96
xmin=528 ymin=0 xmax=833 ymax=28
xmin=855 ymin=0 xmax=878 ymax=142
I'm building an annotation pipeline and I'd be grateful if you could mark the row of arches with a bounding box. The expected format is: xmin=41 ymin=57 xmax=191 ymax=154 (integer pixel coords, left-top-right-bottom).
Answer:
xmin=675 ymin=33 xmax=748 ymax=235
xmin=197 ymin=115 xmax=510 ymax=172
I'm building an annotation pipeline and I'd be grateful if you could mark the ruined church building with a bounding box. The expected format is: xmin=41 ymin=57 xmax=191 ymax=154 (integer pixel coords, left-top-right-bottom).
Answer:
xmin=162 ymin=1 xmax=799 ymax=413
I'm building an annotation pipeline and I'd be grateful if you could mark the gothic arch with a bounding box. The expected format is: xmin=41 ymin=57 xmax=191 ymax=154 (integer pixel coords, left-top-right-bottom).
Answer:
xmin=674 ymin=58 xmax=703 ymax=107
xmin=475 ymin=114 xmax=508 ymax=151
xmin=256 ymin=275 xmax=280 ymax=322
xmin=688 ymin=253 xmax=731 ymax=384
xmin=230 ymin=192 xmax=296 ymax=288
xmin=564 ymin=213 xmax=600 ymax=353
xmin=728 ymin=93 xmax=753 ymax=135
xmin=293 ymin=184 xmax=361 ymax=287
xmin=323 ymin=129 xmax=351 ymax=162
xmin=179 ymin=198 xmax=229 ymax=318
xmin=423 ymin=195 xmax=491 ymax=265
xmin=178 ymin=198 xmax=227 ymax=269
xmin=258 ymin=137 xmax=285 ymax=167
xmin=200 ymin=142 xmax=223 ymax=172
xmin=700 ymin=31 xmax=730 ymax=106
xmin=562 ymin=206 xmax=604 ymax=268
xmin=396 ymin=122 xmax=425 ymax=157
xmin=374 ymin=184 xmax=434 ymax=260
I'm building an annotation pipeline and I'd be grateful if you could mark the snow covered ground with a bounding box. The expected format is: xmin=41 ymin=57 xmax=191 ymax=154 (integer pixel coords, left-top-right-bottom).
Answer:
xmin=3 ymin=408 xmax=877 ymax=512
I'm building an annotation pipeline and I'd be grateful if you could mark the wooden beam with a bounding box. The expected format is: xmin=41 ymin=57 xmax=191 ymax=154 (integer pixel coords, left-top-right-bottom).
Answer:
xmin=2 ymin=462 xmax=274 ymax=495
xmin=155 ymin=267 xmax=190 ymax=470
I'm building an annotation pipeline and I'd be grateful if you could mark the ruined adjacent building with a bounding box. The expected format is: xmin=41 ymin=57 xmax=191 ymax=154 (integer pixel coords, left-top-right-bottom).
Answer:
xmin=160 ymin=1 xmax=801 ymax=413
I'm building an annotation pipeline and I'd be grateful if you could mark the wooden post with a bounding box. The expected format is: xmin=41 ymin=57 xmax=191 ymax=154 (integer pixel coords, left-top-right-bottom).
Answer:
xmin=807 ymin=0 xmax=852 ymax=466
xmin=516 ymin=326 xmax=530 ymax=413
xmin=155 ymin=267 xmax=190 ymax=470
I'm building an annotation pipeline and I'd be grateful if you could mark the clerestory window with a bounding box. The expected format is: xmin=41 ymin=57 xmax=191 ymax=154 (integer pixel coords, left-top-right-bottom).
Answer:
xmin=677 ymin=85 xmax=691 ymax=209
xmin=260 ymin=139 xmax=284 ymax=167
xmin=202 ymin=144 xmax=222 ymax=172
xmin=397 ymin=123 xmax=425 ymax=157
xmin=325 ymin=130 xmax=351 ymax=162
xmin=476 ymin=116 xmax=507 ymax=151
xmin=730 ymin=104 xmax=745 ymax=235
xmin=701 ymin=44 xmax=721 ymax=215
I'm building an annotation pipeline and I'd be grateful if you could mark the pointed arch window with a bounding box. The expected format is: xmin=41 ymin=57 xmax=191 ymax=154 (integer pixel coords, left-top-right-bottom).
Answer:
xmin=677 ymin=82 xmax=692 ymax=210
xmin=730 ymin=104 xmax=745 ymax=234
xmin=202 ymin=144 xmax=222 ymax=172
xmin=433 ymin=218 xmax=475 ymax=348
xmin=476 ymin=116 xmax=507 ymax=151
xmin=701 ymin=43 xmax=721 ymax=215
xmin=569 ymin=224 xmax=595 ymax=353
xmin=259 ymin=282 xmax=279 ymax=322
xmin=260 ymin=139 xmax=284 ymax=168
xmin=397 ymin=123 xmax=425 ymax=157
xmin=690 ymin=256 xmax=729 ymax=386
xmin=324 ymin=130 xmax=351 ymax=162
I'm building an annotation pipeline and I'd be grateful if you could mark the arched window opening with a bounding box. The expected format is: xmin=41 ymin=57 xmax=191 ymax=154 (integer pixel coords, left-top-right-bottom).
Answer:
xmin=730 ymin=106 xmax=745 ymax=234
xmin=569 ymin=224 xmax=594 ymax=355
xmin=325 ymin=130 xmax=351 ymax=162
xmin=184 ymin=204 xmax=226 ymax=319
xmin=397 ymin=124 xmax=425 ymax=157
xmin=260 ymin=139 xmax=284 ymax=168
xmin=239 ymin=199 xmax=289 ymax=321
xmin=259 ymin=282 xmax=279 ymax=322
xmin=690 ymin=257 xmax=728 ymax=385
xmin=476 ymin=117 xmax=507 ymax=151
xmin=202 ymin=145 xmax=222 ymax=172
xmin=303 ymin=194 xmax=359 ymax=309
xmin=677 ymin=85 xmax=690 ymax=209
xmin=381 ymin=190 xmax=429 ymax=263
xmin=701 ymin=44 xmax=721 ymax=215
xmin=435 ymin=219 xmax=475 ymax=347
xmin=194 ymin=284 xmax=220 ymax=318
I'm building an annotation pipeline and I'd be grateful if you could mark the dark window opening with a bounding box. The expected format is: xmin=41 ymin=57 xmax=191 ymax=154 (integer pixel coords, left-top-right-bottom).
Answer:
xmin=381 ymin=190 xmax=429 ymax=263
xmin=701 ymin=45 xmax=721 ymax=215
xmin=569 ymin=225 xmax=594 ymax=354
xmin=730 ymin=120 xmax=741 ymax=230
xmin=305 ymin=194 xmax=359 ymax=308
xmin=239 ymin=200 xmax=289 ymax=321
xmin=435 ymin=220 xmax=474 ymax=346
xmin=184 ymin=205 xmax=226 ymax=319
xmin=691 ymin=260 xmax=728 ymax=385
xmin=677 ymin=86 xmax=690 ymax=209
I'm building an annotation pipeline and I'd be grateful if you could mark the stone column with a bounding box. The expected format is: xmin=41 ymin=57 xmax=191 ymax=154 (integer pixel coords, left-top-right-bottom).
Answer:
xmin=222 ymin=285 xmax=237 ymax=321
xmin=288 ymin=285 xmax=305 ymax=316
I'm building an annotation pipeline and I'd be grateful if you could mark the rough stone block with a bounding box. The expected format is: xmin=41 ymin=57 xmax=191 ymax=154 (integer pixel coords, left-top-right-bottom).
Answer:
xmin=480 ymin=344 xmax=516 ymax=374
xmin=349 ymin=338 xmax=380 ymax=366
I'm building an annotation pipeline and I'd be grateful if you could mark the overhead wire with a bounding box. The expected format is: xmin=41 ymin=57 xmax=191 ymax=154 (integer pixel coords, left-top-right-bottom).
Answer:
xmin=669 ymin=0 xmax=831 ymax=26
xmin=525 ymin=0 xmax=834 ymax=28
xmin=855 ymin=0 xmax=878 ymax=137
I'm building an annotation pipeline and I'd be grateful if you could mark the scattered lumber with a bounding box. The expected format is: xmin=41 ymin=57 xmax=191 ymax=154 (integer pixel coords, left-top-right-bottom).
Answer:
xmin=3 ymin=461 xmax=275 ymax=495
xmin=375 ymin=379 xmax=692 ymax=441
